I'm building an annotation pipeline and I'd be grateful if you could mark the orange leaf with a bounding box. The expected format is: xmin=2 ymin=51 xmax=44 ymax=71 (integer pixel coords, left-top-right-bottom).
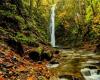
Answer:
xmin=17 ymin=65 xmax=26 ymax=72
xmin=27 ymin=76 xmax=37 ymax=80
xmin=0 ymin=77 xmax=5 ymax=80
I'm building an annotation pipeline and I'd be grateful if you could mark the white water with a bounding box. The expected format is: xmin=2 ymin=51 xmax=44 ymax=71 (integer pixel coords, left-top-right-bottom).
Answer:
xmin=50 ymin=4 xmax=56 ymax=47
xmin=46 ymin=63 xmax=59 ymax=68
xmin=81 ymin=68 xmax=100 ymax=80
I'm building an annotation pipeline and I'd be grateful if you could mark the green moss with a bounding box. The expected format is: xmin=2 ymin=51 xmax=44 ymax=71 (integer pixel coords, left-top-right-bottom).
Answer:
xmin=0 ymin=10 xmax=24 ymax=24
xmin=37 ymin=47 xmax=44 ymax=54
xmin=0 ymin=10 xmax=13 ymax=17
xmin=15 ymin=32 xmax=36 ymax=44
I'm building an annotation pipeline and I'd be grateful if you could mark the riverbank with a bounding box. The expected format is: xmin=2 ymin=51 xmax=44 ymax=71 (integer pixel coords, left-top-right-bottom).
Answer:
xmin=0 ymin=43 xmax=53 ymax=80
xmin=0 ymin=42 xmax=100 ymax=80
xmin=47 ymin=49 xmax=100 ymax=80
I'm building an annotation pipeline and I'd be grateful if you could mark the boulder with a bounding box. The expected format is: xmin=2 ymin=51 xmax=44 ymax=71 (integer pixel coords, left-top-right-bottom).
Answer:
xmin=41 ymin=50 xmax=53 ymax=61
xmin=28 ymin=51 xmax=40 ymax=61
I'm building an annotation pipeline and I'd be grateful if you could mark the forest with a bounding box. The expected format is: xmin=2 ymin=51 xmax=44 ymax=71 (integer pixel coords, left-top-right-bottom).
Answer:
xmin=0 ymin=0 xmax=100 ymax=80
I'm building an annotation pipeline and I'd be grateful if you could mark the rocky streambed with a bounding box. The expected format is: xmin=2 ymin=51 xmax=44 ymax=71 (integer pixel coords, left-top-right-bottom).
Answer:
xmin=0 ymin=43 xmax=100 ymax=80
xmin=48 ymin=49 xmax=100 ymax=80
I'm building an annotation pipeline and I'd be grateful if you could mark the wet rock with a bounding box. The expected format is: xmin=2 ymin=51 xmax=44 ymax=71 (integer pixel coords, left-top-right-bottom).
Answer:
xmin=50 ymin=60 xmax=59 ymax=64
xmin=46 ymin=60 xmax=59 ymax=68
xmin=84 ymin=65 xmax=97 ymax=69
xmin=59 ymin=74 xmax=79 ymax=80
xmin=27 ymin=47 xmax=53 ymax=61
xmin=97 ymin=70 xmax=100 ymax=74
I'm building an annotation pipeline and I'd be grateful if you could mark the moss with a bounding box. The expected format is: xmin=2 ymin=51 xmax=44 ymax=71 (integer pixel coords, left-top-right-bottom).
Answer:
xmin=0 ymin=0 xmax=48 ymax=47
xmin=0 ymin=10 xmax=13 ymax=17
xmin=0 ymin=3 xmax=16 ymax=12
xmin=14 ymin=15 xmax=25 ymax=23
xmin=37 ymin=47 xmax=44 ymax=55
xmin=0 ymin=10 xmax=25 ymax=22
xmin=41 ymin=50 xmax=52 ymax=61
xmin=15 ymin=32 xmax=36 ymax=44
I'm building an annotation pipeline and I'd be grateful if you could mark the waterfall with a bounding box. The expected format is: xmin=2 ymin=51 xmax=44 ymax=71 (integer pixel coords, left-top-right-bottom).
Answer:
xmin=50 ymin=4 xmax=56 ymax=47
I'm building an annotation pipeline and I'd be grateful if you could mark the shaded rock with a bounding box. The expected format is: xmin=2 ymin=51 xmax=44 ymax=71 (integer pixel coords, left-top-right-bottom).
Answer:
xmin=54 ymin=50 xmax=59 ymax=54
xmin=41 ymin=51 xmax=53 ymax=61
xmin=27 ymin=47 xmax=53 ymax=61
xmin=84 ymin=65 xmax=97 ymax=69
xmin=4 ymin=38 xmax=24 ymax=56
xmin=27 ymin=47 xmax=43 ymax=61
xmin=97 ymin=70 xmax=100 ymax=74
xmin=28 ymin=51 xmax=40 ymax=61
xmin=50 ymin=60 xmax=59 ymax=64
xmin=94 ymin=44 xmax=100 ymax=53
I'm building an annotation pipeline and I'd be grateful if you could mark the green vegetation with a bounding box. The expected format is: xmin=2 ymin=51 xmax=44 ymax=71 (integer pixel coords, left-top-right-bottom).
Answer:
xmin=0 ymin=0 xmax=100 ymax=80
xmin=0 ymin=0 xmax=49 ymax=45
xmin=0 ymin=0 xmax=100 ymax=47
xmin=55 ymin=0 xmax=100 ymax=47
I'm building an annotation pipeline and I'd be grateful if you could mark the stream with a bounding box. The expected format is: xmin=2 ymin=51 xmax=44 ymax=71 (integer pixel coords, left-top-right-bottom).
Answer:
xmin=48 ymin=2 xmax=100 ymax=80
xmin=47 ymin=49 xmax=100 ymax=80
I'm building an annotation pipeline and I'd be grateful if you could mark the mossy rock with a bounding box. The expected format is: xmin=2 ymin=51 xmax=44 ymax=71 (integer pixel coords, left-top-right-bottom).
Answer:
xmin=41 ymin=50 xmax=53 ymax=61
xmin=27 ymin=46 xmax=44 ymax=61
xmin=37 ymin=46 xmax=44 ymax=55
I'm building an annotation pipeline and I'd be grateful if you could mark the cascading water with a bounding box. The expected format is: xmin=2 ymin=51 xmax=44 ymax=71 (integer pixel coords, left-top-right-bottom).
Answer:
xmin=81 ymin=68 xmax=100 ymax=80
xmin=49 ymin=4 xmax=56 ymax=47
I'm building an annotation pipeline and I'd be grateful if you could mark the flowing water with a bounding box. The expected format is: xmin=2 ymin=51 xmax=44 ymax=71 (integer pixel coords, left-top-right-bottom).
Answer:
xmin=49 ymin=3 xmax=100 ymax=80
xmin=48 ymin=49 xmax=100 ymax=80
xmin=81 ymin=68 xmax=100 ymax=80
xmin=50 ymin=4 xmax=56 ymax=47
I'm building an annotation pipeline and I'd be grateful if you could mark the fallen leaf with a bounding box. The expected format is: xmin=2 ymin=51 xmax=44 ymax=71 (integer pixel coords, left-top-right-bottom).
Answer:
xmin=0 ymin=77 xmax=5 ymax=80
xmin=17 ymin=65 xmax=26 ymax=72
xmin=27 ymin=76 xmax=37 ymax=80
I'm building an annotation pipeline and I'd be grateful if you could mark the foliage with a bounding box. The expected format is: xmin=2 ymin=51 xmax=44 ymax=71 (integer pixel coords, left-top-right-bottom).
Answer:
xmin=0 ymin=0 xmax=100 ymax=47
xmin=85 ymin=5 xmax=93 ymax=22
xmin=55 ymin=0 xmax=100 ymax=47
xmin=0 ymin=0 xmax=49 ymax=45
xmin=15 ymin=32 xmax=36 ymax=44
